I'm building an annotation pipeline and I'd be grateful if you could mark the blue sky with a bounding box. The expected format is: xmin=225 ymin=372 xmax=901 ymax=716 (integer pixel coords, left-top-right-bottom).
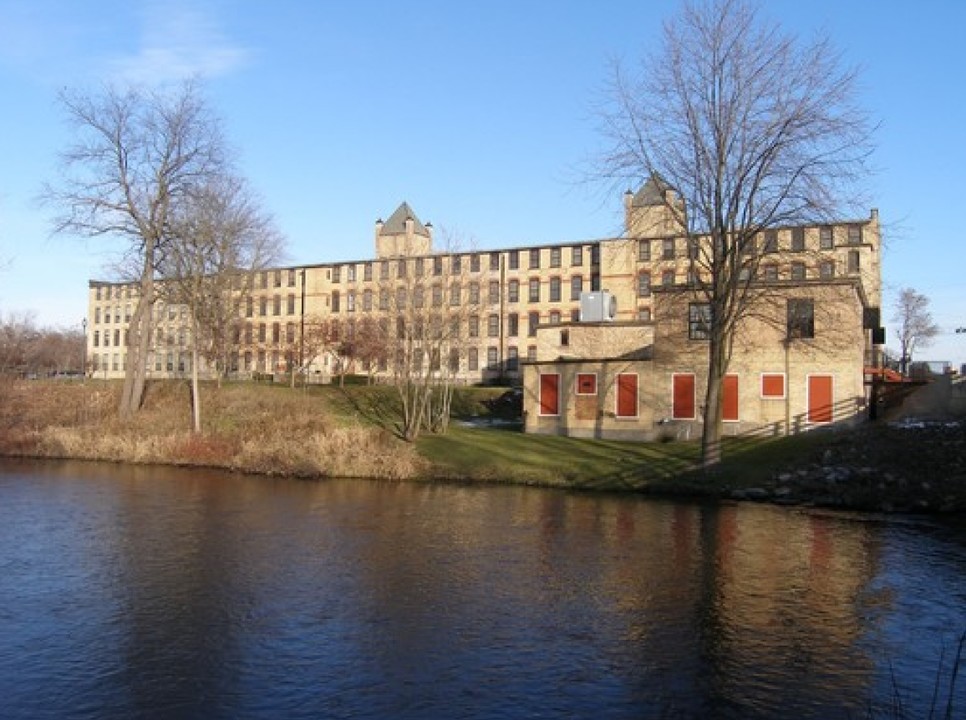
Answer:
xmin=1 ymin=0 xmax=964 ymax=368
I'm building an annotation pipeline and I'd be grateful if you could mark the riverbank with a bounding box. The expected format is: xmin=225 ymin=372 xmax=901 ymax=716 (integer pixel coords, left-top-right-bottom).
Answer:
xmin=1 ymin=378 xmax=963 ymax=513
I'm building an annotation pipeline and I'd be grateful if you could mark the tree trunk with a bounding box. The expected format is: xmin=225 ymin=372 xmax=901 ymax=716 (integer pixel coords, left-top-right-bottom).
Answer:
xmin=701 ymin=329 xmax=727 ymax=467
xmin=119 ymin=262 xmax=155 ymax=420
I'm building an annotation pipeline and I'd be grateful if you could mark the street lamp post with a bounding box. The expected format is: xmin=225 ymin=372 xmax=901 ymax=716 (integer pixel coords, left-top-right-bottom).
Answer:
xmin=81 ymin=318 xmax=88 ymax=381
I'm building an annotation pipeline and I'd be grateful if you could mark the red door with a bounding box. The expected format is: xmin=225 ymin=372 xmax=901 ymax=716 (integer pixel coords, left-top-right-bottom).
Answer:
xmin=672 ymin=374 xmax=695 ymax=419
xmin=808 ymin=375 xmax=833 ymax=424
xmin=722 ymin=374 xmax=739 ymax=422
xmin=539 ymin=373 xmax=559 ymax=416
xmin=616 ymin=374 xmax=638 ymax=417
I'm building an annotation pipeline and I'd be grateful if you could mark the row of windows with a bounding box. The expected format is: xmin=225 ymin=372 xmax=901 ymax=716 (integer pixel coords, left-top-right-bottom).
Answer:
xmin=636 ymin=253 xmax=862 ymax=297
xmin=331 ymin=246 xmax=601 ymax=283
xmin=92 ymin=268 xmax=300 ymax=303
xmin=245 ymin=294 xmax=298 ymax=317
xmin=636 ymin=225 xmax=864 ymax=262
xmin=331 ymin=275 xmax=599 ymax=312
xmin=686 ymin=299 xmax=815 ymax=341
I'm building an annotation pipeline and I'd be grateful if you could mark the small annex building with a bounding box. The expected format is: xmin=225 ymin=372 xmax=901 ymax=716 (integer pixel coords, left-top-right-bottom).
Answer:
xmin=522 ymin=178 xmax=881 ymax=441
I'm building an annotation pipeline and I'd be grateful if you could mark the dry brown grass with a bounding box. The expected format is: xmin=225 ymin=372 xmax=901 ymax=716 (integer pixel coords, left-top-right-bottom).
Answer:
xmin=0 ymin=378 xmax=425 ymax=480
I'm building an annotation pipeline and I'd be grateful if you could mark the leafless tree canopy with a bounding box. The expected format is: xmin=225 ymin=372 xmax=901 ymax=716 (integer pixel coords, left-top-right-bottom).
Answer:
xmin=595 ymin=0 xmax=874 ymax=465
xmin=892 ymin=288 xmax=940 ymax=374
xmin=43 ymin=81 xmax=234 ymax=419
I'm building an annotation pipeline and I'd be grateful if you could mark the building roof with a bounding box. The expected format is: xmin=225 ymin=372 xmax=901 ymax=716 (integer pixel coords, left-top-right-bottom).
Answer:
xmin=631 ymin=175 xmax=673 ymax=207
xmin=381 ymin=202 xmax=430 ymax=236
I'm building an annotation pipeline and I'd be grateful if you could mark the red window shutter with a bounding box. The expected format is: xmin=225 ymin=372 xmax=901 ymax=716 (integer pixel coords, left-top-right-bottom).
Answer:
xmin=761 ymin=373 xmax=785 ymax=398
xmin=672 ymin=374 xmax=695 ymax=419
xmin=539 ymin=374 xmax=559 ymax=416
xmin=616 ymin=374 xmax=638 ymax=417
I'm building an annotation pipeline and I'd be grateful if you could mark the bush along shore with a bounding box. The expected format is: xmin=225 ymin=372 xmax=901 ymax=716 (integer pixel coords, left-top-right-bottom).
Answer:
xmin=1 ymin=379 xmax=964 ymax=514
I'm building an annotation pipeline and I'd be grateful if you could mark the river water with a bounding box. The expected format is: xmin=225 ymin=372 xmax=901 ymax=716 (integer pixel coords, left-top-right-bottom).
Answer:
xmin=0 ymin=459 xmax=963 ymax=719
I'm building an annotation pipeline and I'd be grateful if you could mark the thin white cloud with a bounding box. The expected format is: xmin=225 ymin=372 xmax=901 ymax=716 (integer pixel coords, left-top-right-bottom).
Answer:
xmin=108 ymin=2 xmax=250 ymax=84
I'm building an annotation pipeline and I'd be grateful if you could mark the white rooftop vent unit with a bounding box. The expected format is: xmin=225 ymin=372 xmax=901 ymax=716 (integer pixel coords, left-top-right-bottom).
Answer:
xmin=580 ymin=291 xmax=617 ymax=322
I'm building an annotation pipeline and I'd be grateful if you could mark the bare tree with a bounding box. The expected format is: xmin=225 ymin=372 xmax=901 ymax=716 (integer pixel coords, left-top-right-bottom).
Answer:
xmin=44 ymin=81 xmax=229 ymax=419
xmin=162 ymin=175 xmax=285 ymax=431
xmin=596 ymin=0 xmax=873 ymax=465
xmin=892 ymin=288 xmax=940 ymax=375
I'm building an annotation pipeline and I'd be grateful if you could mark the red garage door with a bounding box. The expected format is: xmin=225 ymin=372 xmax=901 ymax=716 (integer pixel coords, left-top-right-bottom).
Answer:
xmin=539 ymin=373 xmax=560 ymax=416
xmin=672 ymin=374 xmax=695 ymax=419
xmin=723 ymin=374 xmax=739 ymax=422
xmin=616 ymin=373 xmax=638 ymax=417
xmin=808 ymin=375 xmax=833 ymax=424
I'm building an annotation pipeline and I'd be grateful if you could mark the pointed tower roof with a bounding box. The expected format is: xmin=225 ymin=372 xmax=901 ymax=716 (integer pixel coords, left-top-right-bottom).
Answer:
xmin=381 ymin=202 xmax=430 ymax=236
xmin=631 ymin=175 xmax=673 ymax=207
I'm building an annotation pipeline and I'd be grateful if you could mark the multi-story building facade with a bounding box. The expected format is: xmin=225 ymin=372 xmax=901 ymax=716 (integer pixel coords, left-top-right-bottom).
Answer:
xmin=86 ymin=179 xmax=882 ymax=438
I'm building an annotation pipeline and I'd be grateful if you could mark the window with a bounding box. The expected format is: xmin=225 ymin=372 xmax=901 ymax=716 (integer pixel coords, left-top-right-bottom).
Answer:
xmin=528 ymin=312 xmax=539 ymax=337
xmin=847 ymin=250 xmax=860 ymax=273
xmin=432 ymin=285 xmax=443 ymax=307
xmin=539 ymin=374 xmax=560 ymax=416
xmin=413 ymin=286 xmax=424 ymax=309
xmin=508 ymin=279 xmax=519 ymax=303
xmin=346 ymin=265 xmax=356 ymax=283
xmin=331 ymin=292 xmax=340 ymax=312
xmin=380 ymin=261 xmax=390 ymax=280
xmin=689 ymin=303 xmax=711 ymax=340
xmin=672 ymin=374 xmax=696 ymax=420
xmin=616 ymin=374 xmax=638 ymax=418
xmin=787 ymin=298 xmax=815 ymax=339
xmin=762 ymin=264 xmax=779 ymax=282
xmin=527 ymin=345 xmax=537 ymax=362
xmin=379 ymin=289 xmax=389 ymax=310
xmin=637 ymin=272 xmax=651 ymax=297
xmin=452 ymin=255 xmax=462 ymax=274
xmin=572 ymin=246 xmax=583 ymax=266
xmin=761 ymin=373 xmax=786 ymax=399
xmin=791 ymin=262 xmax=806 ymax=281
xmin=820 ymin=226 xmax=834 ymax=249
xmin=847 ymin=225 xmax=863 ymax=244
xmin=576 ymin=373 xmax=597 ymax=395
xmin=508 ymin=250 xmax=519 ymax=270
xmin=287 ymin=294 xmax=296 ymax=314
xmin=346 ymin=291 xmax=356 ymax=313
xmin=470 ymin=254 xmax=481 ymax=273
xmin=528 ymin=278 xmax=540 ymax=303
xmin=363 ymin=263 xmax=372 ymax=282
xmin=791 ymin=227 xmax=805 ymax=252
xmin=549 ymin=311 xmax=561 ymax=324
xmin=637 ymin=307 xmax=652 ymax=321
xmin=259 ymin=297 xmax=267 ymax=316
xmin=449 ymin=283 xmax=461 ymax=306
xmin=529 ymin=248 xmax=541 ymax=269
xmin=550 ymin=247 xmax=561 ymax=268
xmin=570 ymin=308 xmax=580 ymax=322
xmin=272 ymin=323 xmax=280 ymax=344
xmin=662 ymin=269 xmax=675 ymax=287
xmin=487 ymin=346 xmax=498 ymax=369
xmin=93 ymin=331 xmax=100 ymax=347
xmin=469 ymin=282 xmax=480 ymax=304
xmin=488 ymin=281 xmax=500 ymax=305
xmin=487 ymin=314 xmax=499 ymax=337
xmin=468 ymin=315 xmax=479 ymax=338
xmin=507 ymin=313 xmax=519 ymax=337
xmin=687 ymin=239 xmax=700 ymax=261
xmin=591 ymin=245 xmax=600 ymax=265
xmin=819 ymin=260 xmax=835 ymax=279
xmin=273 ymin=295 xmax=281 ymax=315
xmin=662 ymin=238 xmax=675 ymax=260
xmin=363 ymin=289 xmax=373 ymax=311
xmin=638 ymin=239 xmax=651 ymax=262
xmin=468 ymin=347 xmax=479 ymax=371
xmin=570 ymin=275 xmax=583 ymax=301
xmin=397 ymin=259 xmax=407 ymax=278
xmin=507 ymin=346 xmax=519 ymax=372
xmin=332 ymin=266 xmax=341 ymax=283
xmin=489 ymin=252 xmax=500 ymax=271
xmin=433 ymin=256 xmax=443 ymax=276
xmin=549 ymin=277 xmax=561 ymax=302
xmin=449 ymin=347 xmax=460 ymax=373
xmin=763 ymin=230 xmax=778 ymax=253
xmin=559 ymin=329 xmax=569 ymax=346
